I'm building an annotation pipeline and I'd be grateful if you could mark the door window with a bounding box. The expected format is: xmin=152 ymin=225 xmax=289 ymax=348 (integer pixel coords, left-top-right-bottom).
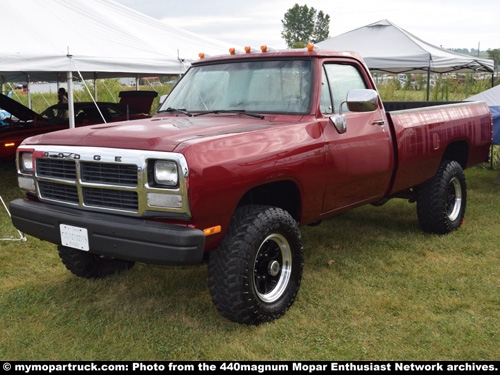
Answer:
xmin=321 ymin=64 xmax=367 ymax=114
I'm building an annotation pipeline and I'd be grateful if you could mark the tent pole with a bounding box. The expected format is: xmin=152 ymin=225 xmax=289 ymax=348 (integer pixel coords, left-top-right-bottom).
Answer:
xmin=67 ymin=71 xmax=75 ymax=129
xmin=426 ymin=59 xmax=431 ymax=101
xmin=26 ymin=75 xmax=31 ymax=109
xmin=94 ymin=73 xmax=98 ymax=101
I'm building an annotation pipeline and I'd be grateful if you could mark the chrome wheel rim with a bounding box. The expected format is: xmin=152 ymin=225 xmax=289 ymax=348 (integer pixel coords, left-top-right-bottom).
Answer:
xmin=446 ymin=177 xmax=462 ymax=221
xmin=253 ymin=233 xmax=292 ymax=303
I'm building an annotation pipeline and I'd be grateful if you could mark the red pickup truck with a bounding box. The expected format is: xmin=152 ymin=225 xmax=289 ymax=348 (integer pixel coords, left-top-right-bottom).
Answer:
xmin=9 ymin=46 xmax=492 ymax=325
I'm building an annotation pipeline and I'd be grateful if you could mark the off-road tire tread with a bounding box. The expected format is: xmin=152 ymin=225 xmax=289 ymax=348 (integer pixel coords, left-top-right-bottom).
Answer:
xmin=207 ymin=205 xmax=303 ymax=325
xmin=58 ymin=245 xmax=135 ymax=279
xmin=416 ymin=160 xmax=466 ymax=234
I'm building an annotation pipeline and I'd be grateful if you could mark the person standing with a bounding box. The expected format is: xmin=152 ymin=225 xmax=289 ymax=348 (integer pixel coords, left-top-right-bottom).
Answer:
xmin=57 ymin=88 xmax=68 ymax=118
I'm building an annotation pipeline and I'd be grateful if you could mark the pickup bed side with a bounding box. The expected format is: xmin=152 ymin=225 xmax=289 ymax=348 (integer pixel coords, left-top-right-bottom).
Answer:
xmin=385 ymin=101 xmax=492 ymax=195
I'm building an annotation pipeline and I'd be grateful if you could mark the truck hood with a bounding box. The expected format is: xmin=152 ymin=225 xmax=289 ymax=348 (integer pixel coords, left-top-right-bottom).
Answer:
xmin=20 ymin=114 xmax=292 ymax=152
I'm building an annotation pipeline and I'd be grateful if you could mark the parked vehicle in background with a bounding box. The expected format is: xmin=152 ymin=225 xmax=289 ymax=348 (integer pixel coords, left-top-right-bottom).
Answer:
xmin=0 ymin=91 xmax=157 ymax=159
xmin=9 ymin=46 xmax=492 ymax=325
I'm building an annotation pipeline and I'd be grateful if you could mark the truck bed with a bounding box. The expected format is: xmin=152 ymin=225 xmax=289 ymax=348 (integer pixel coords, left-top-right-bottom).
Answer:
xmin=384 ymin=101 xmax=491 ymax=195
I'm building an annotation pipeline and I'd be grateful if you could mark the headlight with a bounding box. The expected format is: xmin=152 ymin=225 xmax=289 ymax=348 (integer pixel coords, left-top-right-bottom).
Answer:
xmin=154 ymin=160 xmax=178 ymax=186
xmin=20 ymin=152 xmax=34 ymax=172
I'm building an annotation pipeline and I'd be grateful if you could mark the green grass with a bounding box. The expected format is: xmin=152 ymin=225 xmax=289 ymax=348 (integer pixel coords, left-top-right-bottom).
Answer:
xmin=1 ymin=159 xmax=499 ymax=361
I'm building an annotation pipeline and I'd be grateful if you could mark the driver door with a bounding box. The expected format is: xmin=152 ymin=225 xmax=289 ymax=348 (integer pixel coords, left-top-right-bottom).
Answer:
xmin=320 ymin=63 xmax=394 ymax=214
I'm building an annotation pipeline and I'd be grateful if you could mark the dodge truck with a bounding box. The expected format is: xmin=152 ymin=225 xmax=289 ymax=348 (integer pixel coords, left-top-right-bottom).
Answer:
xmin=9 ymin=45 xmax=492 ymax=325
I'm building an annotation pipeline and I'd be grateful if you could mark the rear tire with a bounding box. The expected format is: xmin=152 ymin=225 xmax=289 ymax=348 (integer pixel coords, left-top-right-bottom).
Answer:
xmin=208 ymin=205 xmax=304 ymax=325
xmin=58 ymin=245 xmax=135 ymax=279
xmin=416 ymin=160 xmax=467 ymax=234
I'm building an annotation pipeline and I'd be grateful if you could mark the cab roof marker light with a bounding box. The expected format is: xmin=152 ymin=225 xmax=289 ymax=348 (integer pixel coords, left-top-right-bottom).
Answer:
xmin=229 ymin=47 xmax=236 ymax=55
xmin=244 ymin=46 xmax=260 ymax=54
xmin=260 ymin=45 xmax=268 ymax=52
xmin=307 ymin=43 xmax=315 ymax=51
xmin=198 ymin=52 xmax=205 ymax=59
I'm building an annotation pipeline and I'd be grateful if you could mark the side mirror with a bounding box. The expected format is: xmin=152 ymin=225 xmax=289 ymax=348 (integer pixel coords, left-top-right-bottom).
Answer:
xmin=345 ymin=89 xmax=379 ymax=113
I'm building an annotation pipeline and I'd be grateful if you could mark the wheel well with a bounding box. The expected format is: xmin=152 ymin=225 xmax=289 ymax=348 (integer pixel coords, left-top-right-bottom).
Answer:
xmin=237 ymin=180 xmax=301 ymax=221
xmin=443 ymin=141 xmax=468 ymax=169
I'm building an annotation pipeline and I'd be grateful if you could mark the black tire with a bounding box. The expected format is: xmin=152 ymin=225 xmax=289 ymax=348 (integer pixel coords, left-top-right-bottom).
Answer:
xmin=208 ymin=205 xmax=304 ymax=325
xmin=416 ymin=160 xmax=467 ymax=234
xmin=58 ymin=245 xmax=135 ymax=279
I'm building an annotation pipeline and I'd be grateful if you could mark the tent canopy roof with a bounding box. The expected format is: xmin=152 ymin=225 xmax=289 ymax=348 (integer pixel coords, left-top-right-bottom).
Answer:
xmin=317 ymin=19 xmax=494 ymax=74
xmin=468 ymin=84 xmax=500 ymax=108
xmin=0 ymin=0 xmax=230 ymax=82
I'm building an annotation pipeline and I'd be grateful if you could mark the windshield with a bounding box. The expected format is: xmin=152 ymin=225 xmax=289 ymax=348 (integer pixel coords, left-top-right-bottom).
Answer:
xmin=159 ymin=59 xmax=312 ymax=115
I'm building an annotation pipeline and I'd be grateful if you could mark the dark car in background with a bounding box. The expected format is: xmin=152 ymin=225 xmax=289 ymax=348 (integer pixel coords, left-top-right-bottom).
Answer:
xmin=0 ymin=90 xmax=157 ymax=159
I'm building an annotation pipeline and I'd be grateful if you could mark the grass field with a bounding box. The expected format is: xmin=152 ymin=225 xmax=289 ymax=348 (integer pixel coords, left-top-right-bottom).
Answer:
xmin=1 ymin=157 xmax=499 ymax=361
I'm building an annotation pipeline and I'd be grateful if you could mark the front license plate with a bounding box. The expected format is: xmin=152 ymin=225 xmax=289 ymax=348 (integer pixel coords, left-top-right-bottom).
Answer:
xmin=60 ymin=224 xmax=89 ymax=251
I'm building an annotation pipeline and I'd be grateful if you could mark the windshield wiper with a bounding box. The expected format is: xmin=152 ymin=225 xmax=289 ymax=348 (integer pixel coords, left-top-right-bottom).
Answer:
xmin=193 ymin=110 xmax=264 ymax=119
xmin=160 ymin=107 xmax=192 ymax=117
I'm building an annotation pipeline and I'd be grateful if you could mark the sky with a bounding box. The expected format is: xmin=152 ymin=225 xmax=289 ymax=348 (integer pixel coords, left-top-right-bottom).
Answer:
xmin=114 ymin=0 xmax=499 ymax=52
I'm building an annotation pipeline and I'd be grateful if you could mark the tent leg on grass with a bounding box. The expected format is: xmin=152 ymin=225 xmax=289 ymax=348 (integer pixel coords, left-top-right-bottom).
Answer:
xmin=0 ymin=195 xmax=26 ymax=242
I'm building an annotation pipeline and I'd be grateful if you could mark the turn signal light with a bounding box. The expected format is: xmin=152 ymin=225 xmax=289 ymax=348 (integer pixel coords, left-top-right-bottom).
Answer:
xmin=203 ymin=225 xmax=222 ymax=236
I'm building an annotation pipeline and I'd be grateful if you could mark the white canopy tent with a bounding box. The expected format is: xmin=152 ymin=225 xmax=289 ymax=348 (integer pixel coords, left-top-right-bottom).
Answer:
xmin=317 ymin=20 xmax=494 ymax=100
xmin=0 ymin=0 xmax=230 ymax=126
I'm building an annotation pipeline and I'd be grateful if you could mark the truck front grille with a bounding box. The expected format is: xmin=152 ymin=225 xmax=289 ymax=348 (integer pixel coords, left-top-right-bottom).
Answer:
xmin=23 ymin=146 xmax=191 ymax=217
xmin=38 ymin=181 xmax=79 ymax=204
xmin=82 ymin=188 xmax=138 ymax=211
xmin=81 ymin=163 xmax=138 ymax=186
xmin=37 ymin=159 xmax=76 ymax=180
xmin=36 ymin=159 xmax=140 ymax=212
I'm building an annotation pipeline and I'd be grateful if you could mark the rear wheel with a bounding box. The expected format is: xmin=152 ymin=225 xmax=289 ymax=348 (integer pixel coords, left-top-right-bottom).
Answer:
xmin=58 ymin=245 xmax=135 ymax=279
xmin=208 ymin=205 xmax=304 ymax=325
xmin=416 ymin=160 xmax=467 ymax=234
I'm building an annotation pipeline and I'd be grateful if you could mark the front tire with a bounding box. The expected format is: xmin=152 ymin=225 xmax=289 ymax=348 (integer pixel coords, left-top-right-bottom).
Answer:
xmin=208 ymin=205 xmax=304 ymax=325
xmin=58 ymin=245 xmax=135 ymax=279
xmin=416 ymin=160 xmax=467 ymax=234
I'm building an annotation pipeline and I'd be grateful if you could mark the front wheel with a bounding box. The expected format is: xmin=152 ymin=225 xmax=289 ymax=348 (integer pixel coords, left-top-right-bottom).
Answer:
xmin=416 ymin=160 xmax=467 ymax=234
xmin=58 ymin=245 xmax=135 ymax=279
xmin=208 ymin=205 xmax=304 ymax=325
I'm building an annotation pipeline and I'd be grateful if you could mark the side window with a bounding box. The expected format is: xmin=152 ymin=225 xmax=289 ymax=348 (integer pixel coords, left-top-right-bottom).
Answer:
xmin=321 ymin=64 xmax=367 ymax=114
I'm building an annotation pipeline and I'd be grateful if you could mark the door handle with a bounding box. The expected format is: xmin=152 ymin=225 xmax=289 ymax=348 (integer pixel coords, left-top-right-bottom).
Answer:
xmin=372 ymin=119 xmax=385 ymax=126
